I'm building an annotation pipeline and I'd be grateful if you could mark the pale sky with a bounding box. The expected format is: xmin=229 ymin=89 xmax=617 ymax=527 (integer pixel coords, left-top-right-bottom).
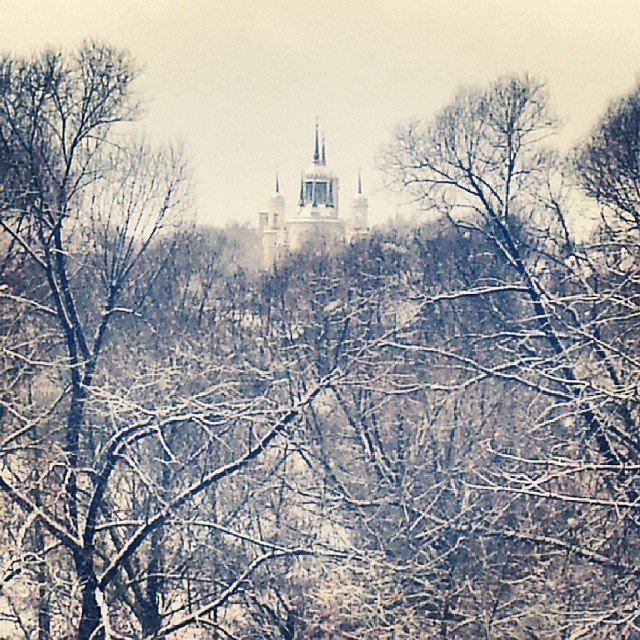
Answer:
xmin=1 ymin=1 xmax=639 ymax=227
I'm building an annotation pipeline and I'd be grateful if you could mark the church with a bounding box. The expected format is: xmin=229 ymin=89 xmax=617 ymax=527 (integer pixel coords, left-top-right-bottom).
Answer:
xmin=258 ymin=121 xmax=369 ymax=267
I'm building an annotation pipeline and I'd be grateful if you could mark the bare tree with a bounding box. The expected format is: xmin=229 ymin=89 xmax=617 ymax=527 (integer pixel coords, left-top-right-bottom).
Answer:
xmin=3 ymin=49 xmax=639 ymax=639
xmin=573 ymin=81 xmax=640 ymax=237
xmin=364 ymin=75 xmax=640 ymax=638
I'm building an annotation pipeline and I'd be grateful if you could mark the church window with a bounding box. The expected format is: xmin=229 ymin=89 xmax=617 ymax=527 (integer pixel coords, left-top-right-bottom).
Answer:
xmin=315 ymin=181 xmax=327 ymax=204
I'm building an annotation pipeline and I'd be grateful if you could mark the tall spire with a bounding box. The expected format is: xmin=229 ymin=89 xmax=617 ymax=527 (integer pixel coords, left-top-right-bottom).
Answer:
xmin=313 ymin=117 xmax=320 ymax=164
xmin=357 ymin=168 xmax=362 ymax=195
xmin=321 ymin=134 xmax=326 ymax=165
xmin=275 ymin=169 xmax=280 ymax=194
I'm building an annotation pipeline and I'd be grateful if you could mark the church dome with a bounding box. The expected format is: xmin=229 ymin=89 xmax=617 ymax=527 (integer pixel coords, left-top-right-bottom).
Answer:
xmin=304 ymin=163 xmax=334 ymax=180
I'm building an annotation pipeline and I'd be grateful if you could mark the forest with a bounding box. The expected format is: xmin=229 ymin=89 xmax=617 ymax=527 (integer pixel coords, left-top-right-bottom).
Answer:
xmin=0 ymin=43 xmax=638 ymax=639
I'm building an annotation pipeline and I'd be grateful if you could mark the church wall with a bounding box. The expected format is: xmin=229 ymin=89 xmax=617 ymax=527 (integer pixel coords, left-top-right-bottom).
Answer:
xmin=287 ymin=219 xmax=345 ymax=252
xmin=261 ymin=229 xmax=280 ymax=268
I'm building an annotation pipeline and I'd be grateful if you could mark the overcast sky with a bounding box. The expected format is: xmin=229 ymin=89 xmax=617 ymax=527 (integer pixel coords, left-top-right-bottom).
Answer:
xmin=1 ymin=1 xmax=639 ymax=227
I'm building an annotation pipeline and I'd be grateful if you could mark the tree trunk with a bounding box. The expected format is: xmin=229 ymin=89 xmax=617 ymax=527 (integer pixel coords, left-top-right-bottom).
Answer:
xmin=76 ymin=570 xmax=104 ymax=640
xmin=34 ymin=521 xmax=51 ymax=640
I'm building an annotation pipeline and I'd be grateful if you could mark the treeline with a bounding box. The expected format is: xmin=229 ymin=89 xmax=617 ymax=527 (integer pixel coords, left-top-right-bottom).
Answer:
xmin=0 ymin=44 xmax=638 ymax=639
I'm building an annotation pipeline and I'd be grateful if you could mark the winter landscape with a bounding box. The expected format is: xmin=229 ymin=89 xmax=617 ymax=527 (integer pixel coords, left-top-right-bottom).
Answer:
xmin=0 ymin=2 xmax=639 ymax=639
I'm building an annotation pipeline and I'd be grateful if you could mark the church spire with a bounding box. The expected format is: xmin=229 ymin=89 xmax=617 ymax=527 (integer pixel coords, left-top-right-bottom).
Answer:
xmin=357 ymin=168 xmax=362 ymax=194
xmin=275 ymin=169 xmax=280 ymax=194
xmin=313 ymin=117 xmax=320 ymax=164
xmin=321 ymin=134 xmax=326 ymax=165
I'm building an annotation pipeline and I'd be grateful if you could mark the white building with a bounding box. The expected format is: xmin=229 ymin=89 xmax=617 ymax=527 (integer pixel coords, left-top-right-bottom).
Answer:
xmin=258 ymin=121 xmax=369 ymax=266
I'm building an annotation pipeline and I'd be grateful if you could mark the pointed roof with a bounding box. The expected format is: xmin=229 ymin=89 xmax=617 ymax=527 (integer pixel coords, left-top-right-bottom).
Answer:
xmin=305 ymin=119 xmax=334 ymax=179
xmin=352 ymin=168 xmax=368 ymax=207
xmin=313 ymin=117 xmax=320 ymax=164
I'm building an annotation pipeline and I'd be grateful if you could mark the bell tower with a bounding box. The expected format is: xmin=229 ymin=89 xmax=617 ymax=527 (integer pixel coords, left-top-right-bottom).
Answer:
xmin=297 ymin=118 xmax=339 ymax=218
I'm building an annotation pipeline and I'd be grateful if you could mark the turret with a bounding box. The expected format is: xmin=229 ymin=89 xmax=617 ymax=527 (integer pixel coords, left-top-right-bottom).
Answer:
xmin=268 ymin=170 xmax=285 ymax=228
xmin=349 ymin=169 xmax=369 ymax=239
xmin=260 ymin=171 xmax=287 ymax=267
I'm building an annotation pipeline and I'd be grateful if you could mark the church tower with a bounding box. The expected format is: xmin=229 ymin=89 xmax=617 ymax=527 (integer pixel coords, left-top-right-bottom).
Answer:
xmin=259 ymin=172 xmax=286 ymax=265
xmin=297 ymin=120 xmax=339 ymax=217
xmin=287 ymin=119 xmax=344 ymax=251
xmin=258 ymin=119 xmax=368 ymax=267
xmin=348 ymin=169 xmax=369 ymax=241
